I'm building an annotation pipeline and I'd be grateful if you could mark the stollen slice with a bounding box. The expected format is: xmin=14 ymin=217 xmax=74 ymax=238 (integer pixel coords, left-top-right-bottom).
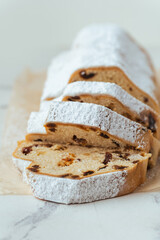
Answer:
xmin=13 ymin=140 xmax=151 ymax=204
xmin=26 ymin=101 xmax=160 ymax=167
xmin=60 ymin=81 xmax=160 ymax=139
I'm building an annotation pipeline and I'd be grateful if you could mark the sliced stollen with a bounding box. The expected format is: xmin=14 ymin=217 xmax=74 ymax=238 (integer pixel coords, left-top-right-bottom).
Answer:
xmin=26 ymin=101 xmax=160 ymax=167
xmin=41 ymin=25 xmax=159 ymax=113
xmin=61 ymin=81 xmax=160 ymax=139
xmin=13 ymin=140 xmax=151 ymax=204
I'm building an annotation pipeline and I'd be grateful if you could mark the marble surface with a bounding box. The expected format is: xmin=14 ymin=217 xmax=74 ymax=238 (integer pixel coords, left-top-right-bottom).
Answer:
xmin=0 ymin=48 xmax=160 ymax=240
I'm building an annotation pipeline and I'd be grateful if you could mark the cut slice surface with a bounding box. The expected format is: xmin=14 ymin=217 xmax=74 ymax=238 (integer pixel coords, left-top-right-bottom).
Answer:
xmin=13 ymin=140 xmax=150 ymax=179
xmin=61 ymin=81 xmax=160 ymax=139
xmin=26 ymin=102 xmax=160 ymax=167
xmin=13 ymin=140 xmax=150 ymax=204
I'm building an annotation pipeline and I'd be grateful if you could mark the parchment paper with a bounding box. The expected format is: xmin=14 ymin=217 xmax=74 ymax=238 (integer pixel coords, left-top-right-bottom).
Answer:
xmin=0 ymin=70 xmax=46 ymax=194
xmin=0 ymin=70 xmax=160 ymax=195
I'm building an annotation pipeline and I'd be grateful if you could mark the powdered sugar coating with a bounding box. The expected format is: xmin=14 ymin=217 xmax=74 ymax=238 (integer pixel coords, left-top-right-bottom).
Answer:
xmin=40 ymin=96 xmax=63 ymax=112
xmin=27 ymin=111 xmax=48 ymax=134
xmin=46 ymin=101 xmax=149 ymax=149
xmin=42 ymin=24 xmax=157 ymax=102
xmin=27 ymin=168 xmax=127 ymax=204
xmin=63 ymin=81 xmax=155 ymax=115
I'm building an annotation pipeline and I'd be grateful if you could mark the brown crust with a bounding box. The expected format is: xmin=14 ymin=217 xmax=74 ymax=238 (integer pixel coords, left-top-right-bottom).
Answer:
xmin=118 ymin=156 xmax=148 ymax=196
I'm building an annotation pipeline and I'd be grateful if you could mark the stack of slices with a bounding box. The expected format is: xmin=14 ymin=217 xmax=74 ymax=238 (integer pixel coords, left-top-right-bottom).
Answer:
xmin=13 ymin=24 xmax=160 ymax=204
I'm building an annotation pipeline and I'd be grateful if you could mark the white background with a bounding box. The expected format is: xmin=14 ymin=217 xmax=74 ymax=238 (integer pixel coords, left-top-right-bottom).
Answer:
xmin=0 ymin=0 xmax=160 ymax=86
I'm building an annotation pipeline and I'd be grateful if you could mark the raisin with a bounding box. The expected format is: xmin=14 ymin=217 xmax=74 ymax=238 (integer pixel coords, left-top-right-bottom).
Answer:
xmin=45 ymin=144 xmax=53 ymax=148
xmin=132 ymin=160 xmax=139 ymax=164
xmin=71 ymin=175 xmax=79 ymax=179
xmin=112 ymin=140 xmax=120 ymax=147
xmin=148 ymin=113 xmax=156 ymax=132
xmin=46 ymin=123 xmax=56 ymax=128
xmin=60 ymin=174 xmax=71 ymax=178
xmin=80 ymin=70 xmax=96 ymax=79
xmin=67 ymin=98 xmax=74 ymax=101
xmin=48 ymin=127 xmax=56 ymax=132
xmin=83 ymin=170 xmax=94 ymax=176
xmin=68 ymin=96 xmax=80 ymax=101
xmin=77 ymin=158 xmax=81 ymax=161
xmin=144 ymin=97 xmax=148 ymax=103
xmin=34 ymin=139 xmax=42 ymax=142
xmin=100 ymin=132 xmax=109 ymax=139
xmin=103 ymin=152 xmax=112 ymax=165
xmin=114 ymin=165 xmax=127 ymax=170
xmin=98 ymin=166 xmax=107 ymax=170
xmin=72 ymin=135 xmax=87 ymax=145
xmin=28 ymin=164 xmax=40 ymax=172
xmin=129 ymin=87 xmax=133 ymax=91
xmin=47 ymin=123 xmax=57 ymax=132
xmin=22 ymin=146 xmax=32 ymax=155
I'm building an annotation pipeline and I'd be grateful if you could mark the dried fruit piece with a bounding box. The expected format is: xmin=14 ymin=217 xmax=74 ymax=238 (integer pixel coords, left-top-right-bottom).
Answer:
xmin=22 ymin=146 xmax=32 ymax=155
xmin=72 ymin=135 xmax=87 ymax=145
xmin=112 ymin=140 xmax=120 ymax=147
xmin=98 ymin=166 xmax=107 ymax=170
xmin=144 ymin=97 xmax=148 ymax=103
xmin=114 ymin=165 xmax=127 ymax=170
xmin=34 ymin=139 xmax=42 ymax=142
xmin=71 ymin=175 xmax=80 ymax=179
xmin=132 ymin=160 xmax=139 ymax=164
xmin=68 ymin=96 xmax=81 ymax=101
xmin=45 ymin=144 xmax=53 ymax=148
xmin=103 ymin=152 xmax=112 ymax=165
xmin=148 ymin=113 xmax=156 ymax=132
xmin=83 ymin=170 xmax=94 ymax=176
xmin=99 ymin=132 xmax=109 ymax=139
xmin=28 ymin=164 xmax=40 ymax=172
xmin=60 ymin=174 xmax=71 ymax=178
xmin=47 ymin=123 xmax=57 ymax=132
xmin=80 ymin=70 xmax=96 ymax=79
